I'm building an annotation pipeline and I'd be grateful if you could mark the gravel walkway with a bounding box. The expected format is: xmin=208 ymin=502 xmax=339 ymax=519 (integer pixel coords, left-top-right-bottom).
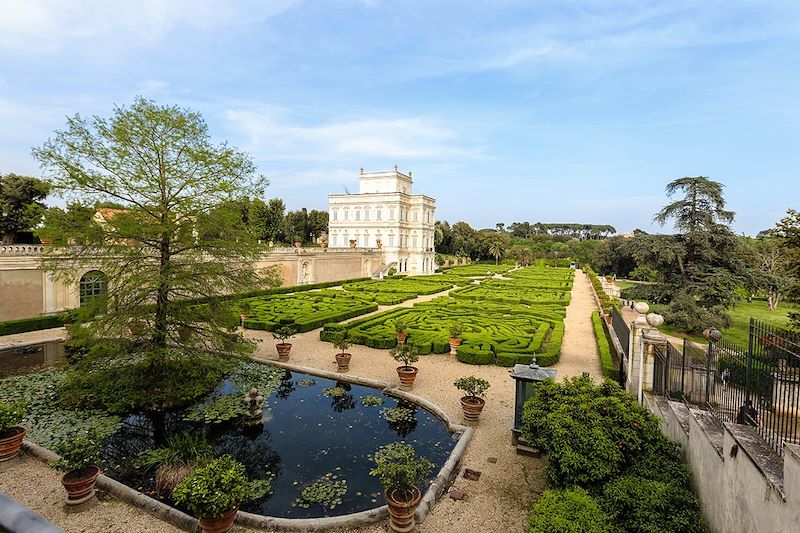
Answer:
xmin=1 ymin=272 xmax=603 ymax=533
xmin=553 ymin=269 xmax=602 ymax=379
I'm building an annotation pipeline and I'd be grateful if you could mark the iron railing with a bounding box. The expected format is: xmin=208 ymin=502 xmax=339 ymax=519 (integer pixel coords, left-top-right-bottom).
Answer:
xmin=651 ymin=318 xmax=800 ymax=456
xmin=611 ymin=307 xmax=629 ymax=386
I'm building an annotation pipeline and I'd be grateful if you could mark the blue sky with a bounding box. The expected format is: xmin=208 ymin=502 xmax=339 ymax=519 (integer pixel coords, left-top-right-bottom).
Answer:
xmin=1 ymin=0 xmax=799 ymax=234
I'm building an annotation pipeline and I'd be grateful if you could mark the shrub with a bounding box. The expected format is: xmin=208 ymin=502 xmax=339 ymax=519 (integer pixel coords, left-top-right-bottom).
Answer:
xmin=0 ymin=313 xmax=68 ymax=335
xmin=369 ymin=442 xmax=434 ymax=497
xmin=0 ymin=400 xmax=26 ymax=432
xmin=526 ymin=488 xmax=618 ymax=533
xmin=136 ymin=432 xmax=214 ymax=495
xmin=172 ymin=455 xmax=271 ymax=519
xmin=272 ymin=326 xmax=296 ymax=344
xmin=52 ymin=429 xmax=103 ymax=471
xmin=592 ymin=311 xmax=618 ymax=381
xmin=663 ymin=294 xmax=732 ymax=333
xmin=389 ymin=343 xmax=420 ymax=367
xmin=448 ymin=322 xmax=464 ymax=338
xmin=453 ymin=376 xmax=490 ymax=398
xmin=601 ymin=475 xmax=706 ymax=533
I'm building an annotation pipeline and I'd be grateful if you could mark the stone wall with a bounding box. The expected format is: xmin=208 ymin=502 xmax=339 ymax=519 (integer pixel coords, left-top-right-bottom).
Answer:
xmin=0 ymin=245 xmax=384 ymax=322
xmin=644 ymin=393 xmax=800 ymax=533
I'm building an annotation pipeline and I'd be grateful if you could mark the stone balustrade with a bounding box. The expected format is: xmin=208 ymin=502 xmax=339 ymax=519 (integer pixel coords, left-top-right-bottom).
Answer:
xmin=0 ymin=244 xmax=47 ymax=256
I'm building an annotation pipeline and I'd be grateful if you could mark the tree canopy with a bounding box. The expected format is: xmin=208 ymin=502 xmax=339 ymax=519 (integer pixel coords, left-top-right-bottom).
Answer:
xmin=0 ymin=173 xmax=50 ymax=244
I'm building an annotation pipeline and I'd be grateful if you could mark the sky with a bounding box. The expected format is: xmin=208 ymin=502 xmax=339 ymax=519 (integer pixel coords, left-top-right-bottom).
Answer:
xmin=1 ymin=0 xmax=799 ymax=235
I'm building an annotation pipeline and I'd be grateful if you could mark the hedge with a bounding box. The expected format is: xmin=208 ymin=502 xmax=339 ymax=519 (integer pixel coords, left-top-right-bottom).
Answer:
xmin=0 ymin=313 xmax=71 ymax=336
xmin=242 ymin=290 xmax=378 ymax=333
xmin=592 ymin=311 xmax=618 ymax=381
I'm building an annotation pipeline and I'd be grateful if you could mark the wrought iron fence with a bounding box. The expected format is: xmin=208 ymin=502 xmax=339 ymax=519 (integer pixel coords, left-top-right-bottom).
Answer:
xmin=651 ymin=318 xmax=800 ymax=456
xmin=611 ymin=307 xmax=629 ymax=386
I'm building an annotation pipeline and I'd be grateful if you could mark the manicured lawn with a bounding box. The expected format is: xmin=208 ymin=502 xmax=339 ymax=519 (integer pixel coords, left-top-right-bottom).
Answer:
xmin=656 ymin=299 xmax=798 ymax=347
xmin=614 ymin=279 xmax=636 ymax=291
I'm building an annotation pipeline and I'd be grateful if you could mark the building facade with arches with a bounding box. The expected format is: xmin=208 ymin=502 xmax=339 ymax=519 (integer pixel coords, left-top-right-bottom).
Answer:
xmin=327 ymin=167 xmax=436 ymax=275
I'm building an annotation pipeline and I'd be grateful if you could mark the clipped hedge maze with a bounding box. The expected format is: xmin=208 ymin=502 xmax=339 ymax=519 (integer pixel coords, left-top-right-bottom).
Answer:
xmin=442 ymin=264 xmax=515 ymax=277
xmin=450 ymin=280 xmax=571 ymax=306
xmin=340 ymin=277 xmax=457 ymax=305
xmin=242 ymin=290 xmax=377 ymax=333
xmin=321 ymin=297 xmax=566 ymax=367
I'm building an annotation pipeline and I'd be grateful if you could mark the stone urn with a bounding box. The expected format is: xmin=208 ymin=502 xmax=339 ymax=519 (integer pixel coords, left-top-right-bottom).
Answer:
xmin=448 ymin=337 xmax=462 ymax=355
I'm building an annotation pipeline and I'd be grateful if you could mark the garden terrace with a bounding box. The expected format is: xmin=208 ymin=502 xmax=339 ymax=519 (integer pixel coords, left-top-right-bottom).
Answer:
xmin=242 ymin=291 xmax=378 ymax=332
xmin=321 ymin=297 xmax=566 ymax=367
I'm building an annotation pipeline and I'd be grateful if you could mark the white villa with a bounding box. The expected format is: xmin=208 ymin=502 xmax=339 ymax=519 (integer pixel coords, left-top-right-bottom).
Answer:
xmin=328 ymin=167 xmax=436 ymax=275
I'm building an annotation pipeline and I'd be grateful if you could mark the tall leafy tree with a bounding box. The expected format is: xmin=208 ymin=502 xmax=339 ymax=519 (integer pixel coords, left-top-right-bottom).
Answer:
xmin=307 ymin=209 xmax=329 ymax=241
xmin=628 ymin=176 xmax=746 ymax=331
xmin=263 ymin=197 xmax=286 ymax=241
xmin=33 ymin=97 xmax=280 ymax=358
xmin=0 ymin=173 xmax=50 ymax=244
xmin=772 ymin=209 xmax=800 ymax=329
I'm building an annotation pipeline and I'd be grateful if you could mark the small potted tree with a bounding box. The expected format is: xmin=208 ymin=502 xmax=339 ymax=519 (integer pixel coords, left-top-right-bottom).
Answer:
xmin=333 ymin=332 xmax=353 ymax=372
xmin=239 ymin=301 xmax=251 ymax=324
xmin=389 ymin=343 xmax=420 ymax=387
xmin=394 ymin=320 xmax=409 ymax=344
xmin=273 ymin=326 xmax=295 ymax=360
xmin=53 ymin=431 xmax=103 ymax=505
xmin=173 ymin=455 xmax=271 ymax=533
xmin=454 ymin=376 xmax=490 ymax=421
xmin=294 ymin=236 xmax=303 ymax=248
xmin=448 ymin=322 xmax=464 ymax=355
xmin=0 ymin=400 xmax=26 ymax=462
xmin=370 ymin=442 xmax=434 ymax=532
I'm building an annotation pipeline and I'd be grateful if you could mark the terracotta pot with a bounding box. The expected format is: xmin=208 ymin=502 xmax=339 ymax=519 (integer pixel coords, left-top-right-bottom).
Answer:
xmin=460 ymin=396 xmax=486 ymax=421
xmin=385 ymin=486 xmax=421 ymax=533
xmin=199 ymin=507 xmax=238 ymax=533
xmin=61 ymin=465 xmax=100 ymax=504
xmin=448 ymin=337 xmax=462 ymax=355
xmin=320 ymin=242 xmax=328 ymax=248
xmin=0 ymin=427 xmax=25 ymax=462
xmin=276 ymin=343 xmax=292 ymax=359
xmin=396 ymin=331 xmax=408 ymax=344
xmin=335 ymin=352 xmax=352 ymax=371
xmin=294 ymin=241 xmax=302 ymax=248
xmin=240 ymin=313 xmax=250 ymax=322
xmin=396 ymin=366 xmax=418 ymax=387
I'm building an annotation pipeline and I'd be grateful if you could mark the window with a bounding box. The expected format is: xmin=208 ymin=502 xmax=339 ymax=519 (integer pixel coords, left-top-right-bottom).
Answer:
xmin=413 ymin=211 xmax=418 ymax=222
xmin=390 ymin=208 xmax=395 ymax=220
xmin=332 ymin=235 xmax=338 ymax=246
xmin=344 ymin=210 xmax=349 ymax=221
xmin=364 ymin=208 xmax=370 ymax=220
xmin=377 ymin=209 xmax=382 ymax=220
xmin=332 ymin=210 xmax=338 ymax=221
xmin=355 ymin=209 xmax=361 ymax=221
xmin=79 ymin=270 xmax=107 ymax=307
xmin=412 ymin=236 xmax=418 ymax=248
xmin=388 ymin=235 xmax=394 ymax=246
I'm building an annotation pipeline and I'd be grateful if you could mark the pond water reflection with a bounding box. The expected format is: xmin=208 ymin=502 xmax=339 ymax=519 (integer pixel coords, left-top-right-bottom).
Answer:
xmin=0 ymin=342 xmax=66 ymax=378
xmin=102 ymin=368 xmax=457 ymax=518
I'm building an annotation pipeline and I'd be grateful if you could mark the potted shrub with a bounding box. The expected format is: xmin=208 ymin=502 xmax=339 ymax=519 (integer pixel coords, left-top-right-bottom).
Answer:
xmin=173 ymin=455 xmax=271 ymax=533
xmin=294 ymin=237 xmax=302 ymax=248
xmin=370 ymin=442 xmax=434 ymax=532
xmin=333 ymin=332 xmax=352 ymax=372
xmin=454 ymin=376 xmax=490 ymax=421
xmin=394 ymin=320 xmax=409 ymax=344
xmin=0 ymin=400 xmax=26 ymax=462
xmin=448 ymin=322 xmax=464 ymax=355
xmin=53 ymin=431 xmax=103 ymax=505
xmin=239 ymin=301 xmax=251 ymax=323
xmin=349 ymin=239 xmax=357 ymax=248
xmin=389 ymin=343 xmax=420 ymax=387
xmin=273 ymin=326 xmax=295 ymax=360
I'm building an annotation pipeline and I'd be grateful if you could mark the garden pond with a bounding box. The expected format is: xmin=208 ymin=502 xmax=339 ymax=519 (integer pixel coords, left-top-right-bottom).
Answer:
xmin=0 ymin=346 xmax=457 ymax=519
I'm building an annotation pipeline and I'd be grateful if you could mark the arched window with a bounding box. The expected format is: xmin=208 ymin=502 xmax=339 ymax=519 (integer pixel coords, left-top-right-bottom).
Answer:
xmin=79 ymin=270 xmax=107 ymax=307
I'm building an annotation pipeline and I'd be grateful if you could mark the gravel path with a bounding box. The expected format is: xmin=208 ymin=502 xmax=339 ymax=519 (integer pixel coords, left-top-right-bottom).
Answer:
xmin=553 ymin=269 xmax=602 ymax=379
xmin=1 ymin=272 xmax=603 ymax=533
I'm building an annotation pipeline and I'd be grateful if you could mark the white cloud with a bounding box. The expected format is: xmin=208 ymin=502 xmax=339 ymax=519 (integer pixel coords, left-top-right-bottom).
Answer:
xmin=0 ymin=0 xmax=300 ymax=53
xmin=222 ymin=104 xmax=482 ymax=163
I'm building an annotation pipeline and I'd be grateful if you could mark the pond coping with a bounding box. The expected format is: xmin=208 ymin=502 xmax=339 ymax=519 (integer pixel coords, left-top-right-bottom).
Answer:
xmin=19 ymin=358 xmax=474 ymax=532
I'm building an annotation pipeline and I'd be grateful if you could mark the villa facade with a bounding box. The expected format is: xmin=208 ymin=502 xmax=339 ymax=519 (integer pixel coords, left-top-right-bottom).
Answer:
xmin=327 ymin=167 xmax=436 ymax=275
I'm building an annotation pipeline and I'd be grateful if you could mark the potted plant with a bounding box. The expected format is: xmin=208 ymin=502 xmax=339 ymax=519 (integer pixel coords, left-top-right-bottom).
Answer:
xmin=454 ymin=376 xmax=490 ymax=421
xmin=349 ymin=239 xmax=357 ymax=248
xmin=173 ymin=455 xmax=271 ymax=533
xmin=448 ymin=322 xmax=464 ymax=355
xmin=294 ymin=237 xmax=302 ymax=248
xmin=333 ymin=332 xmax=352 ymax=372
xmin=0 ymin=400 xmax=26 ymax=462
xmin=370 ymin=442 xmax=434 ymax=532
xmin=53 ymin=431 xmax=103 ymax=505
xmin=239 ymin=301 xmax=251 ymax=323
xmin=389 ymin=343 xmax=420 ymax=387
xmin=319 ymin=234 xmax=328 ymax=248
xmin=273 ymin=326 xmax=295 ymax=360
xmin=394 ymin=320 xmax=409 ymax=344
